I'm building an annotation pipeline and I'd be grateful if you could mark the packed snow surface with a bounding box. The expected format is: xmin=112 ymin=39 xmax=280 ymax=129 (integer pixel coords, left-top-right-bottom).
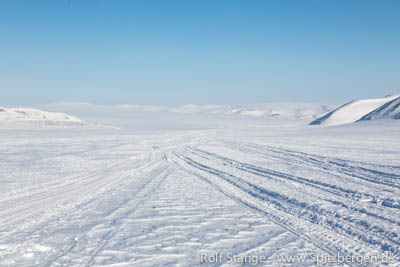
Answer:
xmin=0 ymin=112 xmax=399 ymax=266
xmin=310 ymin=95 xmax=399 ymax=126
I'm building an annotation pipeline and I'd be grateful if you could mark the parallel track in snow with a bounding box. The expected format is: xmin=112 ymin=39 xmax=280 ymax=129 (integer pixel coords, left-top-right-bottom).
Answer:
xmin=169 ymin=153 xmax=363 ymax=266
xmin=220 ymin=139 xmax=400 ymax=188
xmin=75 ymin=165 xmax=172 ymax=267
xmin=1 ymin=131 xmax=399 ymax=266
xmin=0 ymin=147 xmax=161 ymax=245
xmin=169 ymin=143 xmax=400 ymax=265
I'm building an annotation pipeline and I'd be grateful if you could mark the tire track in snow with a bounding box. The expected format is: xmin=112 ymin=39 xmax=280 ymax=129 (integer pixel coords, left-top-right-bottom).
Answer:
xmin=73 ymin=165 xmax=172 ymax=267
xmin=213 ymin=140 xmax=400 ymax=211
xmin=224 ymin=139 xmax=400 ymax=171
xmin=169 ymin=152 xmax=367 ymax=267
xmin=0 ymin=156 xmax=157 ymax=240
xmin=191 ymin=147 xmax=400 ymax=214
xmin=223 ymin=140 xmax=400 ymax=189
xmin=182 ymin=148 xmax=400 ymax=257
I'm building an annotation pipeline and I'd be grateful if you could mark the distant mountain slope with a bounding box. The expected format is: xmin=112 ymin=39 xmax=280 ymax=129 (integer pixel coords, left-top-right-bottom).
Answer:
xmin=38 ymin=102 xmax=333 ymax=128
xmin=219 ymin=103 xmax=332 ymax=121
xmin=310 ymin=95 xmax=399 ymax=126
xmin=0 ymin=107 xmax=90 ymax=127
xmin=114 ymin=102 xmax=331 ymax=120
xmin=358 ymin=96 xmax=400 ymax=121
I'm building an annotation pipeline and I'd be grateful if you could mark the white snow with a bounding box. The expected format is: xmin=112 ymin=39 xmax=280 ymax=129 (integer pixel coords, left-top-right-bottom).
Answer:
xmin=359 ymin=96 xmax=400 ymax=121
xmin=310 ymin=95 xmax=400 ymax=126
xmin=220 ymin=103 xmax=329 ymax=120
xmin=0 ymin=104 xmax=399 ymax=266
xmin=35 ymin=102 xmax=333 ymax=130
xmin=0 ymin=107 xmax=91 ymax=127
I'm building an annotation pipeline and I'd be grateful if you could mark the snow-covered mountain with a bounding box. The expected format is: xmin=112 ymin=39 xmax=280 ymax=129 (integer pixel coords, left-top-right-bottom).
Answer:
xmin=358 ymin=96 xmax=400 ymax=121
xmin=37 ymin=102 xmax=332 ymax=129
xmin=0 ymin=107 xmax=90 ymax=127
xmin=215 ymin=103 xmax=332 ymax=121
xmin=113 ymin=102 xmax=331 ymax=119
xmin=310 ymin=95 xmax=399 ymax=126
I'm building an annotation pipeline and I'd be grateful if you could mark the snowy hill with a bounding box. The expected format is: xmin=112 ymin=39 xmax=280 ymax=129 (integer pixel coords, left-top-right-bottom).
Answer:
xmin=113 ymin=102 xmax=331 ymax=120
xmin=216 ymin=103 xmax=331 ymax=121
xmin=0 ymin=107 xmax=91 ymax=127
xmin=37 ymin=102 xmax=332 ymax=129
xmin=310 ymin=95 xmax=399 ymax=126
xmin=358 ymin=96 xmax=400 ymax=121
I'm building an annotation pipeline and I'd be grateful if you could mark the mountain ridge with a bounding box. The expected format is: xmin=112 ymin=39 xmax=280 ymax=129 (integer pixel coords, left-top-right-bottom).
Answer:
xmin=310 ymin=94 xmax=400 ymax=126
xmin=358 ymin=96 xmax=400 ymax=121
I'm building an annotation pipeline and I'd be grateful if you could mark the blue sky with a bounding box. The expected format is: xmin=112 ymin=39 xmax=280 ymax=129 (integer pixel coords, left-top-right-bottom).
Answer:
xmin=1 ymin=0 xmax=399 ymax=106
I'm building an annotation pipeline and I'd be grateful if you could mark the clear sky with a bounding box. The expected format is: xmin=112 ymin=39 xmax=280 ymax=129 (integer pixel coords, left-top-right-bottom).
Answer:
xmin=1 ymin=0 xmax=399 ymax=106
